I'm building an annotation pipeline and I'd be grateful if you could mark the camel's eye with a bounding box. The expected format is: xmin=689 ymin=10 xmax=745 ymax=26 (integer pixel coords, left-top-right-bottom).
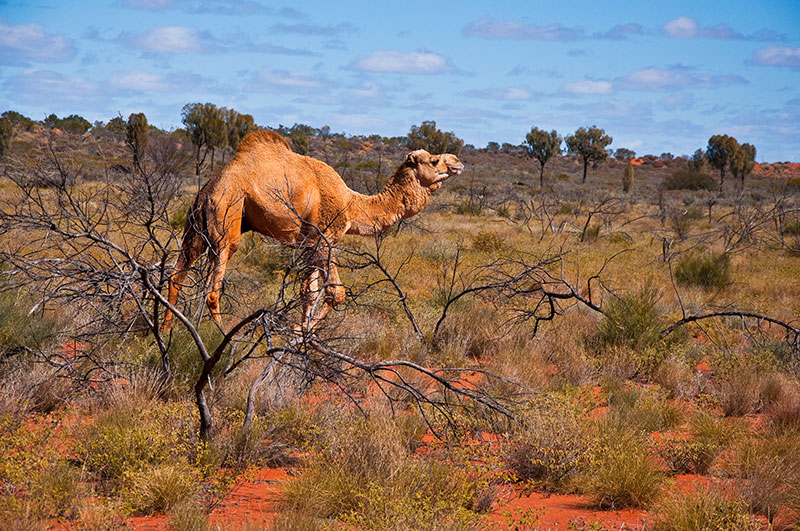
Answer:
xmin=430 ymin=157 xmax=439 ymax=165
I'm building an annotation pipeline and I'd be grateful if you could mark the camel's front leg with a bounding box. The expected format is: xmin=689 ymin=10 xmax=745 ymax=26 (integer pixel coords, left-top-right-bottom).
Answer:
xmin=206 ymin=246 xmax=231 ymax=326
xmin=298 ymin=254 xmax=346 ymax=332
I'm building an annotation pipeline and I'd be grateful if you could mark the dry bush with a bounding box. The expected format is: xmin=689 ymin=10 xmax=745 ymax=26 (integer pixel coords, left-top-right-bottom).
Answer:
xmin=505 ymin=398 xmax=593 ymax=492
xmin=715 ymin=368 xmax=761 ymax=417
xmin=653 ymin=433 xmax=722 ymax=475
xmin=126 ymin=462 xmax=199 ymax=514
xmin=434 ymin=302 xmax=505 ymax=361
xmin=654 ymin=357 xmax=703 ymax=400
xmin=167 ymin=500 xmax=210 ymax=531
xmin=724 ymin=433 xmax=800 ymax=525
xmin=765 ymin=388 xmax=800 ymax=435
xmin=604 ymin=384 xmax=683 ymax=434
xmin=282 ymin=413 xmax=481 ymax=529
xmin=649 ymin=487 xmax=755 ymax=531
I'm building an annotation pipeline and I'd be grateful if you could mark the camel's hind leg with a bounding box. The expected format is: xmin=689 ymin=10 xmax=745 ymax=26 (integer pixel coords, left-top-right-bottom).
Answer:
xmin=204 ymin=206 xmax=244 ymax=327
xmin=164 ymin=221 xmax=206 ymax=331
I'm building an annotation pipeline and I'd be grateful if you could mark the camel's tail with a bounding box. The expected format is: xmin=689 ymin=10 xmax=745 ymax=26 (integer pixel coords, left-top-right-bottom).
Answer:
xmin=163 ymin=198 xmax=208 ymax=331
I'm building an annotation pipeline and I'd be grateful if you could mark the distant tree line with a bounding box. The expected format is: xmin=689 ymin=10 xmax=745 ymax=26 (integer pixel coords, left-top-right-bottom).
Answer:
xmin=0 ymin=106 xmax=761 ymax=195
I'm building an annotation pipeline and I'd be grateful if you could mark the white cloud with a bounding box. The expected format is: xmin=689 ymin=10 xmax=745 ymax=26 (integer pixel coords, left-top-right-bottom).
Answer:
xmin=245 ymin=68 xmax=327 ymax=92
xmin=346 ymin=83 xmax=387 ymax=103
xmin=127 ymin=26 xmax=210 ymax=54
xmin=464 ymin=18 xmax=582 ymax=40
xmin=350 ymin=51 xmax=455 ymax=74
xmin=110 ymin=71 xmax=173 ymax=91
xmin=662 ymin=16 xmax=782 ymax=41
xmin=561 ymin=79 xmax=613 ymax=95
xmin=750 ymin=46 xmax=800 ymax=70
xmin=3 ymin=69 xmax=99 ymax=105
xmin=616 ymin=67 xmax=746 ymax=91
xmin=0 ymin=19 xmax=76 ymax=64
xmin=462 ymin=87 xmax=535 ymax=101
xmin=662 ymin=16 xmax=700 ymax=38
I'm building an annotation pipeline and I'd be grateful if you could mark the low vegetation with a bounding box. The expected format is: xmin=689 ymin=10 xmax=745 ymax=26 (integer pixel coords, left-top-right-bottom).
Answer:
xmin=0 ymin=110 xmax=798 ymax=528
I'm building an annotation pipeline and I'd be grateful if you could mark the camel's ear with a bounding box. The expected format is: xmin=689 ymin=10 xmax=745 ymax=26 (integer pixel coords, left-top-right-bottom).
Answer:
xmin=405 ymin=149 xmax=428 ymax=165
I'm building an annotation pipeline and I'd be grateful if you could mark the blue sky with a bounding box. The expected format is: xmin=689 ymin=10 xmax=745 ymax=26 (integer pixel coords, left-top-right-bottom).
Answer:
xmin=1 ymin=0 xmax=799 ymax=161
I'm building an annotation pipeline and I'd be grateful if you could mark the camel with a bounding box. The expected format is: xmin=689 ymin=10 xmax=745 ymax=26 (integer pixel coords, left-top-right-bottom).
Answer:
xmin=163 ymin=129 xmax=464 ymax=331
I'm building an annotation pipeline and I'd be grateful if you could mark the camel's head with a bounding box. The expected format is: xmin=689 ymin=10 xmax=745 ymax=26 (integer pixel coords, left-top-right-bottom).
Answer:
xmin=404 ymin=149 xmax=464 ymax=190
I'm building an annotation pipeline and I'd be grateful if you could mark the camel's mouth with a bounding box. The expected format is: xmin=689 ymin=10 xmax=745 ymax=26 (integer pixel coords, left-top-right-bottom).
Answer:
xmin=437 ymin=163 xmax=464 ymax=181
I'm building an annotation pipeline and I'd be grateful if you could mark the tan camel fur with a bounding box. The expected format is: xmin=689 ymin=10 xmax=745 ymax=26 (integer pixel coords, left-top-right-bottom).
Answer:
xmin=163 ymin=130 xmax=464 ymax=331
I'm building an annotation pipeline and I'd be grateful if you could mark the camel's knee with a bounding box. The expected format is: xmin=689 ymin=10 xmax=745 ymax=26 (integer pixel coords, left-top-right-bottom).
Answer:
xmin=206 ymin=291 xmax=220 ymax=313
xmin=326 ymin=284 xmax=346 ymax=307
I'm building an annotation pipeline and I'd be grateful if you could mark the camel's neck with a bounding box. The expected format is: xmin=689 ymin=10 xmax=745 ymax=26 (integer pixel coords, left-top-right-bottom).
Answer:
xmin=346 ymin=167 xmax=431 ymax=235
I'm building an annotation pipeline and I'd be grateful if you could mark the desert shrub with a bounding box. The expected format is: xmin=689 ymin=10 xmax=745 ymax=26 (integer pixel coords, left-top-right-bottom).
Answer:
xmin=654 ymin=357 xmax=702 ymax=400
xmin=597 ymin=284 xmax=663 ymax=351
xmin=786 ymin=177 xmax=800 ymax=193
xmin=622 ymin=163 xmax=634 ymax=193
xmin=650 ymin=487 xmax=755 ymax=531
xmin=505 ymin=399 xmax=594 ymax=492
xmin=653 ymin=434 xmax=721 ymax=474
xmin=0 ymin=288 xmax=66 ymax=359
xmin=283 ymin=414 xmax=481 ymax=529
xmin=434 ymin=302 xmax=503 ymax=361
xmin=80 ymin=402 xmax=196 ymax=487
xmin=126 ymin=462 xmax=199 ymax=514
xmin=715 ymin=368 xmax=761 ymax=417
xmin=663 ymin=170 xmax=716 ymax=191
xmin=577 ymin=427 xmax=665 ymax=509
xmin=674 ymin=251 xmax=731 ymax=290
xmin=167 ymin=500 xmax=210 ymax=531
xmin=455 ymin=199 xmax=482 ymax=216
xmin=725 ymin=433 xmax=800 ymax=524
xmin=558 ymin=173 xmax=570 ymax=181
xmin=0 ymin=413 xmax=81 ymax=523
xmin=689 ymin=411 xmax=745 ymax=450
xmin=471 ymin=230 xmax=505 ymax=253
xmin=765 ymin=390 xmax=800 ymax=435
xmin=604 ymin=385 xmax=683 ymax=433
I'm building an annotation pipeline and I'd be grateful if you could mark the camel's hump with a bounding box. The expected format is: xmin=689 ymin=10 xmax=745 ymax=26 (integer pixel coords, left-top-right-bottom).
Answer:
xmin=237 ymin=129 xmax=292 ymax=154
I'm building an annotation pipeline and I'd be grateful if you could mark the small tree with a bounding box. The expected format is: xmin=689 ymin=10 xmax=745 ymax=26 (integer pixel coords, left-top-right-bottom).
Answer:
xmin=0 ymin=117 xmax=13 ymax=158
xmin=2 ymin=110 xmax=35 ymax=131
xmin=688 ymin=149 xmax=706 ymax=172
xmin=126 ymin=113 xmax=149 ymax=169
xmin=486 ymin=141 xmax=499 ymax=153
xmin=730 ymin=142 xmax=756 ymax=190
xmin=623 ymin=162 xmax=634 ymax=194
xmin=181 ymin=102 xmax=228 ymax=189
xmin=407 ymin=120 xmax=464 ymax=155
xmin=615 ymin=148 xmax=636 ymax=161
xmin=524 ymin=127 xmax=562 ymax=187
xmin=706 ymin=134 xmax=739 ymax=193
xmin=224 ymin=109 xmax=255 ymax=161
xmin=565 ymin=126 xmax=613 ymax=184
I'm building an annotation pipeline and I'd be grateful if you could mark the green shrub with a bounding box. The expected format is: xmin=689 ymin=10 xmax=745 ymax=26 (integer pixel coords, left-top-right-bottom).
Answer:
xmin=598 ymin=284 xmax=663 ymax=351
xmin=674 ymin=251 xmax=731 ymax=290
xmin=650 ymin=488 xmax=755 ymax=531
xmin=455 ymin=199 xmax=482 ymax=216
xmin=167 ymin=500 xmax=210 ymax=531
xmin=80 ymin=403 xmax=196 ymax=487
xmin=577 ymin=428 xmax=665 ymax=509
xmin=623 ymin=163 xmax=634 ymax=193
xmin=604 ymin=385 xmax=683 ymax=434
xmin=653 ymin=434 xmax=721 ymax=474
xmin=663 ymin=170 xmax=717 ymax=191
